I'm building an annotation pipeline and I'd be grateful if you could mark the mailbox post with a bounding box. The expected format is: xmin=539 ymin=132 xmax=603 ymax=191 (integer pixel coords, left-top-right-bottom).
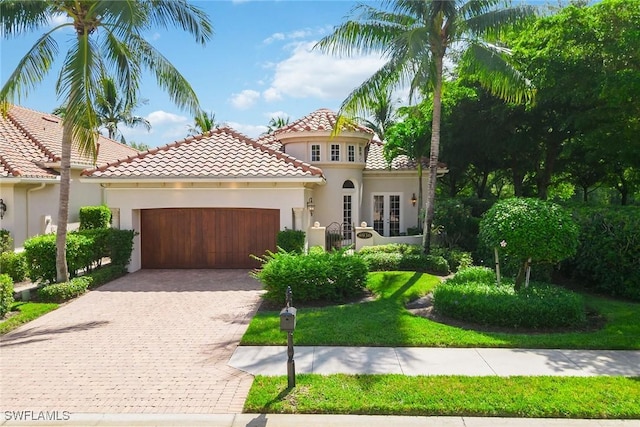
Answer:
xmin=279 ymin=286 xmax=296 ymax=388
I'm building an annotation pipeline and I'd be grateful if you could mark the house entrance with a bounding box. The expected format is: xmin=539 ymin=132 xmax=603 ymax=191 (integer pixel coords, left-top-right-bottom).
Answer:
xmin=325 ymin=221 xmax=354 ymax=250
xmin=373 ymin=194 xmax=401 ymax=237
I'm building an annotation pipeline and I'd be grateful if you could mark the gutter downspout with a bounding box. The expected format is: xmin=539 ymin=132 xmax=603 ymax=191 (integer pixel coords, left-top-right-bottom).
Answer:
xmin=26 ymin=183 xmax=46 ymax=237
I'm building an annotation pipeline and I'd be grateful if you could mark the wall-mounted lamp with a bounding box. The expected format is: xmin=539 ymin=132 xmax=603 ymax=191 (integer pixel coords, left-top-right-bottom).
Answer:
xmin=307 ymin=197 xmax=315 ymax=216
xmin=0 ymin=199 xmax=6 ymax=219
xmin=410 ymin=193 xmax=417 ymax=207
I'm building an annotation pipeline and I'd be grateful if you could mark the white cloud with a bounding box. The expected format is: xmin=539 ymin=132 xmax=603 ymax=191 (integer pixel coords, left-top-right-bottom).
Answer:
xmin=264 ymin=111 xmax=290 ymax=120
xmin=262 ymin=87 xmax=281 ymax=102
xmin=49 ymin=13 xmax=69 ymax=27
xmin=264 ymin=41 xmax=387 ymax=101
xmin=229 ymin=89 xmax=261 ymax=110
xmin=146 ymin=110 xmax=189 ymax=126
xmin=225 ymin=121 xmax=268 ymax=139
xmin=263 ymin=29 xmax=314 ymax=45
xmin=263 ymin=33 xmax=285 ymax=45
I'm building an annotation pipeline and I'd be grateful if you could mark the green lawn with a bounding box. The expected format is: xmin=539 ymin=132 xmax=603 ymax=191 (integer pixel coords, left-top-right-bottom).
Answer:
xmin=245 ymin=374 xmax=640 ymax=418
xmin=242 ymin=271 xmax=640 ymax=349
xmin=0 ymin=301 xmax=59 ymax=335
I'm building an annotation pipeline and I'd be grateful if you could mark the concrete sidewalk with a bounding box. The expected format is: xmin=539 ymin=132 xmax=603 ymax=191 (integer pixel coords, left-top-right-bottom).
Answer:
xmin=229 ymin=346 xmax=640 ymax=377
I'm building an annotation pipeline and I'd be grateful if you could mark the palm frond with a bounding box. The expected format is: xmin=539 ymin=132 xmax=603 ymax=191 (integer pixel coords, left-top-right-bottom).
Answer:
xmin=0 ymin=0 xmax=51 ymax=37
xmin=0 ymin=31 xmax=58 ymax=103
xmin=132 ymin=35 xmax=201 ymax=117
xmin=145 ymin=0 xmax=213 ymax=44
xmin=464 ymin=4 xmax=538 ymax=39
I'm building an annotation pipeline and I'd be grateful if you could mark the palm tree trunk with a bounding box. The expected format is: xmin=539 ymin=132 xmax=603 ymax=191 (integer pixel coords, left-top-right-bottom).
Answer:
xmin=417 ymin=159 xmax=423 ymax=232
xmin=422 ymin=54 xmax=444 ymax=255
xmin=55 ymin=120 xmax=72 ymax=283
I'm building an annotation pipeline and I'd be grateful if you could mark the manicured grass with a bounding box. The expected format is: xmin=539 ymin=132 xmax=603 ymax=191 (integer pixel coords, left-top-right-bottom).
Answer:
xmin=0 ymin=301 xmax=58 ymax=335
xmin=245 ymin=374 xmax=640 ymax=418
xmin=242 ymin=271 xmax=640 ymax=349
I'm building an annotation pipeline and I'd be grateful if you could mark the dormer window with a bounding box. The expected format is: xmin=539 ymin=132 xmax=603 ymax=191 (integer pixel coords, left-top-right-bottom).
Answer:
xmin=331 ymin=144 xmax=340 ymax=161
xmin=311 ymin=144 xmax=320 ymax=162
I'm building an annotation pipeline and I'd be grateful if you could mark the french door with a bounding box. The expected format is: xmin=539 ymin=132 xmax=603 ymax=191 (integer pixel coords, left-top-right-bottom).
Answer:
xmin=373 ymin=194 xmax=401 ymax=236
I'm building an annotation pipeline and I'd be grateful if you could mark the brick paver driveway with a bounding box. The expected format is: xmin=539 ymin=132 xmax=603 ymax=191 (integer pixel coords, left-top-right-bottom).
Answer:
xmin=0 ymin=270 xmax=264 ymax=414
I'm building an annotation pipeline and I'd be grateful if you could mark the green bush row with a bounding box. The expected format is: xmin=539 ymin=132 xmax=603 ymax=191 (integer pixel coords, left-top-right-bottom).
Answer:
xmin=433 ymin=268 xmax=586 ymax=329
xmin=37 ymin=276 xmax=92 ymax=303
xmin=252 ymin=249 xmax=368 ymax=304
xmin=23 ymin=228 xmax=135 ymax=284
xmin=87 ymin=264 xmax=128 ymax=288
xmin=0 ymin=229 xmax=13 ymax=253
xmin=358 ymin=243 xmax=471 ymax=274
xmin=0 ymin=251 xmax=27 ymax=282
xmin=564 ymin=206 xmax=640 ymax=301
xmin=360 ymin=252 xmax=450 ymax=275
xmin=0 ymin=274 xmax=14 ymax=318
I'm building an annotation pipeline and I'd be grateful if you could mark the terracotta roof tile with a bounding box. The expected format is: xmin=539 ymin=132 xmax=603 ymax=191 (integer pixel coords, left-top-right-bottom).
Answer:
xmin=0 ymin=105 xmax=139 ymax=179
xmin=272 ymin=108 xmax=374 ymax=136
xmin=84 ymin=126 xmax=324 ymax=179
xmin=365 ymin=140 xmax=447 ymax=171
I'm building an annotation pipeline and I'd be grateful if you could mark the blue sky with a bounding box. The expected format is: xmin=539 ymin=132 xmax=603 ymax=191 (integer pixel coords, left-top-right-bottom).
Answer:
xmin=1 ymin=1 xmax=389 ymax=147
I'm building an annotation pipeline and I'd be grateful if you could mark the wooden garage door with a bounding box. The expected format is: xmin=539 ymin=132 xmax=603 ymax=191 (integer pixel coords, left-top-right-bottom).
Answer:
xmin=141 ymin=208 xmax=279 ymax=269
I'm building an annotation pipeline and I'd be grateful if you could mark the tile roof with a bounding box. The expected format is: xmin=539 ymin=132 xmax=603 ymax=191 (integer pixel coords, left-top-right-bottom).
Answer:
xmin=365 ymin=140 xmax=447 ymax=171
xmin=270 ymin=108 xmax=374 ymax=137
xmin=84 ymin=126 xmax=324 ymax=180
xmin=0 ymin=105 xmax=139 ymax=179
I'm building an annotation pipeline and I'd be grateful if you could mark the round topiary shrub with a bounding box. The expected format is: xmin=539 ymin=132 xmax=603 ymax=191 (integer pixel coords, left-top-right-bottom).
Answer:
xmin=479 ymin=198 xmax=579 ymax=289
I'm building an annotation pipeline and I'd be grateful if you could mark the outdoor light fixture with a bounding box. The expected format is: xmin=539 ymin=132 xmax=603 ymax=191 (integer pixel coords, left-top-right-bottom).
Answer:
xmin=0 ymin=199 xmax=6 ymax=219
xmin=307 ymin=197 xmax=315 ymax=216
xmin=410 ymin=193 xmax=417 ymax=207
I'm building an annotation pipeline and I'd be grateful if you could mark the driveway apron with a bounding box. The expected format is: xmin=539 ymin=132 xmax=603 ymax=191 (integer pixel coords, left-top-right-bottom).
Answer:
xmin=0 ymin=270 xmax=264 ymax=414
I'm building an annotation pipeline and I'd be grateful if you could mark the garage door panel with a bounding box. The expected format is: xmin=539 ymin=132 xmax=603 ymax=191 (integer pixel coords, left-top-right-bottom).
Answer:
xmin=141 ymin=208 xmax=279 ymax=269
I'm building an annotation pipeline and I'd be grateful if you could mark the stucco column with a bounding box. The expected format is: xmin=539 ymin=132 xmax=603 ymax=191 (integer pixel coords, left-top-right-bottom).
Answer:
xmin=355 ymin=221 xmax=375 ymax=251
xmin=307 ymin=221 xmax=326 ymax=251
xmin=292 ymin=208 xmax=304 ymax=231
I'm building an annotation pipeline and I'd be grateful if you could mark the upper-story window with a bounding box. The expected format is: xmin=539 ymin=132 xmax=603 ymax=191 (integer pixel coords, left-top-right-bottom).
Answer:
xmin=311 ymin=144 xmax=320 ymax=162
xmin=348 ymin=145 xmax=355 ymax=162
xmin=331 ymin=144 xmax=340 ymax=161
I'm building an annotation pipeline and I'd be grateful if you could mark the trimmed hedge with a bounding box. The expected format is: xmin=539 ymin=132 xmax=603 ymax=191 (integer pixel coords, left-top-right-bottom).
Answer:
xmin=79 ymin=205 xmax=111 ymax=230
xmin=23 ymin=228 xmax=136 ymax=284
xmin=0 ymin=274 xmax=14 ymax=318
xmin=87 ymin=264 xmax=127 ymax=288
xmin=0 ymin=229 xmax=13 ymax=253
xmin=564 ymin=206 xmax=639 ymax=301
xmin=277 ymin=229 xmax=305 ymax=254
xmin=433 ymin=267 xmax=586 ymax=329
xmin=37 ymin=276 xmax=92 ymax=303
xmin=0 ymin=251 xmax=27 ymax=283
xmin=358 ymin=244 xmax=451 ymax=275
xmin=253 ymin=249 xmax=368 ymax=304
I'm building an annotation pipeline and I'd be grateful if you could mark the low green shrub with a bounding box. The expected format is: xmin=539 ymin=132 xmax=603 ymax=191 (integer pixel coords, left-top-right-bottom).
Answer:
xmin=277 ymin=229 xmax=305 ymax=254
xmin=86 ymin=264 xmax=127 ymax=288
xmin=0 ymin=274 xmax=14 ymax=317
xmin=75 ymin=228 xmax=110 ymax=271
xmin=37 ymin=276 xmax=92 ymax=303
xmin=79 ymin=205 xmax=111 ymax=230
xmin=0 ymin=229 xmax=13 ymax=253
xmin=253 ymin=249 xmax=368 ymax=304
xmin=446 ymin=266 xmax=496 ymax=285
xmin=107 ymin=229 xmax=136 ymax=267
xmin=430 ymin=247 xmax=473 ymax=272
xmin=433 ymin=279 xmax=586 ymax=329
xmin=0 ymin=251 xmax=27 ymax=282
xmin=360 ymin=252 xmax=450 ymax=275
xmin=23 ymin=233 xmax=93 ymax=283
xmin=358 ymin=244 xmax=422 ymax=255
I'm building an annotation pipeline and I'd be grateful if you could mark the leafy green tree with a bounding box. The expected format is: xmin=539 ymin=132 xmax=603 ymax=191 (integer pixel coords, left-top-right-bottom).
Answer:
xmin=316 ymin=0 xmax=535 ymax=253
xmin=479 ymin=198 xmax=579 ymax=289
xmin=1 ymin=0 xmax=212 ymax=282
xmin=188 ymin=110 xmax=218 ymax=136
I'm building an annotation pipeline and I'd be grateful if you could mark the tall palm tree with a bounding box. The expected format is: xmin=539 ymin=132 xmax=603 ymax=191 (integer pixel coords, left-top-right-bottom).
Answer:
xmin=316 ymin=0 xmax=535 ymax=253
xmin=1 ymin=0 xmax=212 ymax=282
xmin=188 ymin=110 xmax=217 ymax=136
xmin=95 ymin=75 xmax=151 ymax=144
xmin=358 ymin=83 xmax=397 ymax=142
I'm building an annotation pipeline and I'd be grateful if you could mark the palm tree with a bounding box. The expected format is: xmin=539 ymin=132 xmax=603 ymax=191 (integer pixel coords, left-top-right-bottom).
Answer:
xmin=188 ymin=110 xmax=218 ymax=135
xmin=316 ymin=0 xmax=535 ymax=253
xmin=95 ymin=75 xmax=151 ymax=144
xmin=265 ymin=116 xmax=291 ymax=134
xmin=1 ymin=0 xmax=212 ymax=282
xmin=358 ymin=83 xmax=397 ymax=142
